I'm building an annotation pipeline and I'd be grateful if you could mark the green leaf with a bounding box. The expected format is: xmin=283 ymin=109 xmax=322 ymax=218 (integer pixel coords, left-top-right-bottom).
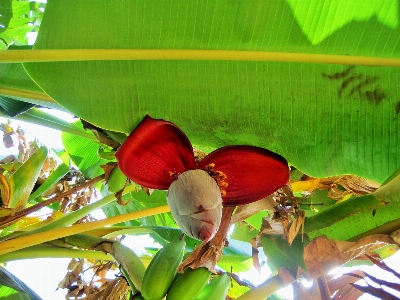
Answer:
xmin=232 ymin=211 xmax=269 ymax=242
xmin=8 ymin=17 xmax=36 ymax=29
xmin=0 ymin=285 xmax=30 ymax=300
xmin=231 ymin=222 xmax=258 ymax=243
xmin=245 ymin=211 xmax=269 ymax=230
xmin=61 ymin=122 xmax=105 ymax=179
xmin=10 ymin=1 xmax=30 ymax=18
xmin=0 ymin=266 xmax=41 ymax=300
xmin=148 ymin=227 xmax=199 ymax=250
xmin=287 ymin=0 xmax=398 ymax=45
xmin=307 ymin=202 xmax=400 ymax=241
xmin=297 ymin=190 xmax=336 ymax=214
xmin=23 ymin=0 xmax=400 ymax=182
xmin=0 ymin=62 xmax=43 ymax=93
xmin=0 ymin=1 xmax=12 ymax=34
xmin=0 ymin=62 xmax=61 ymax=110
xmin=219 ymin=238 xmax=253 ymax=273
xmin=28 ymin=162 xmax=69 ymax=203
xmin=261 ymin=234 xmax=307 ymax=272
xmin=8 ymin=146 xmax=47 ymax=209
xmin=227 ymin=278 xmax=250 ymax=299
xmin=306 ymin=167 xmax=400 ymax=240
xmin=306 ymin=202 xmax=400 ymax=240
xmin=374 ymin=168 xmax=400 ymax=203
xmin=130 ymin=189 xmax=168 ymax=205
xmin=0 ymin=97 xmax=33 ymax=117
xmin=304 ymin=195 xmax=384 ymax=233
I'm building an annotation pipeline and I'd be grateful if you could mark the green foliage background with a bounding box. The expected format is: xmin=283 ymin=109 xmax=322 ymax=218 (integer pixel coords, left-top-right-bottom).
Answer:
xmin=20 ymin=0 xmax=400 ymax=183
xmin=1 ymin=1 xmax=400 ymax=298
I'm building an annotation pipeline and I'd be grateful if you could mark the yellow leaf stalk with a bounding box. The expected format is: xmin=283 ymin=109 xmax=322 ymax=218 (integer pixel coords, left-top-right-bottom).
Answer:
xmin=1 ymin=49 xmax=400 ymax=67
xmin=0 ymin=205 xmax=170 ymax=256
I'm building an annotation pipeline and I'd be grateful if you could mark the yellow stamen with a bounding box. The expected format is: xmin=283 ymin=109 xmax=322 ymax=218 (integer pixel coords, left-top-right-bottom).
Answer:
xmin=203 ymin=164 xmax=228 ymax=196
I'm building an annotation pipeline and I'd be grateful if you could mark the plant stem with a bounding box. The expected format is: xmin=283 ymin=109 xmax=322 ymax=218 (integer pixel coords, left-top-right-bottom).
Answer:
xmin=210 ymin=206 xmax=235 ymax=248
xmin=2 ymin=49 xmax=400 ymax=67
xmin=8 ymin=184 xmax=137 ymax=239
xmin=235 ymin=274 xmax=286 ymax=300
xmin=0 ymin=174 xmax=105 ymax=228
xmin=0 ymin=244 xmax=113 ymax=263
xmin=0 ymin=205 xmax=170 ymax=256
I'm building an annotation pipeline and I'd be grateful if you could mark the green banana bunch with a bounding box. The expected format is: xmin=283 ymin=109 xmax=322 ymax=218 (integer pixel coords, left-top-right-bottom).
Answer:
xmin=166 ymin=267 xmax=211 ymax=300
xmin=196 ymin=273 xmax=231 ymax=300
xmin=107 ymin=166 xmax=128 ymax=193
xmin=141 ymin=236 xmax=186 ymax=300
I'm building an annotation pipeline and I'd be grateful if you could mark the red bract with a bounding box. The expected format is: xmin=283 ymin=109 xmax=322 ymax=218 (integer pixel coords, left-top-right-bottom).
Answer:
xmin=116 ymin=115 xmax=290 ymax=240
xmin=116 ymin=115 xmax=289 ymax=206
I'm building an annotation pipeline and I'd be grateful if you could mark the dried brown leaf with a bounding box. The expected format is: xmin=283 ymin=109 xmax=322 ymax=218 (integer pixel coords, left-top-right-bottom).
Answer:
xmin=338 ymin=175 xmax=381 ymax=195
xmin=365 ymin=253 xmax=400 ymax=279
xmin=391 ymin=229 xmax=400 ymax=244
xmin=288 ymin=210 xmax=305 ymax=245
xmin=278 ymin=267 xmax=296 ymax=286
xmin=337 ymin=234 xmax=397 ymax=262
xmin=68 ymin=258 xmax=84 ymax=276
xmin=81 ymin=120 xmax=121 ymax=149
xmin=351 ymin=282 xmax=399 ymax=300
xmin=141 ymin=186 xmax=154 ymax=196
xmin=58 ymin=272 xmax=79 ymax=289
xmin=100 ymin=162 xmax=117 ymax=183
xmin=327 ymin=270 xmax=366 ymax=293
xmin=66 ymin=281 xmax=85 ymax=298
xmin=291 ymin=175 xmax=380 ymax=198
xmin=230 ymin=196 xmax=275 ymax=224
xmin=97 ymin=277 xmax=130 ymax=300
xmin=303 ymin=236 xmax=346 ymax=279
xmin=360 ymin=271 xmax=400 ymax=291
xmin=331 ymin=283 xmax=364 ymax=300
xmin=328 ymin=187 xmax=347 ymax=200
xmin=115 ymin=190 xmax=130 ymax=205
xmin=259 ymin=215 xmax=285 ymax=235
xmin=304 ymin=235 xmax=397 ymax=280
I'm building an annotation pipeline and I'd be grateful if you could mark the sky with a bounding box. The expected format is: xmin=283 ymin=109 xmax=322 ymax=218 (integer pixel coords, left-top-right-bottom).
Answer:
xmin=1 ymin=110 xmax=400 ymax=299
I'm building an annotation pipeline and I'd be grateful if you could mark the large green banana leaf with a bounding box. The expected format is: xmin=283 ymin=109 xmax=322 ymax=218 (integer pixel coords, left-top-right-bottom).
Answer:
xmin=23 ymin=0 xmax=400 ymax=183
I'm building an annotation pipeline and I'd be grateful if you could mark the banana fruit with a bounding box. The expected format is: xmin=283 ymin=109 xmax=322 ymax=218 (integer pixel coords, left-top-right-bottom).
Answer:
xmin=107 ymin=166 xmax=128 ymax=193
xmin=112 ymin=241 xmax=146 ymax=292
xmin=141 ymin=236 xmax=186 ymax=300
xmin=166 ymin=267 xmax=211 ymax=300
xmin=196 ymin=273 xmax=230 ymax=300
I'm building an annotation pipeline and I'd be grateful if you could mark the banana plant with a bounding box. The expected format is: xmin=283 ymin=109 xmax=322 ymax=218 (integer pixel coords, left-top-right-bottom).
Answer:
xmin=0 ymin=0 xmax=400 ymax=299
